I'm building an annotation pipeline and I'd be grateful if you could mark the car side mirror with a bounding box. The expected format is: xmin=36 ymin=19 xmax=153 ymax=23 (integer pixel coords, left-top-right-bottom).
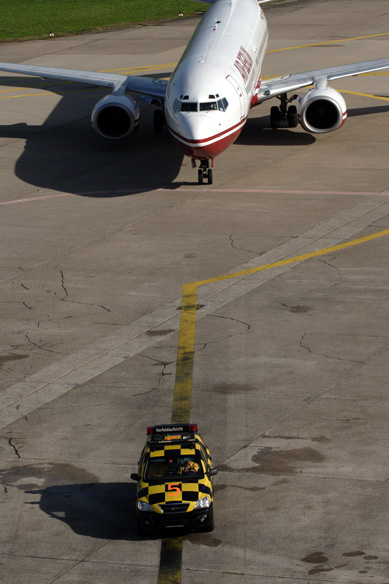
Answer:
xmin=130 ymin=473 xmax=139 ymax=481
xmin=208 ymin=468 xmax=218 ymax=477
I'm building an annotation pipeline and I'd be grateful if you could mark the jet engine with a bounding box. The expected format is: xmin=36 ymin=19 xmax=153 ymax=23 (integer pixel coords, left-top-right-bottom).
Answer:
xmin=298 ymin=87 xmax=347 ymax=134
xmin=91 ymin=94 xmax=140 ymax=139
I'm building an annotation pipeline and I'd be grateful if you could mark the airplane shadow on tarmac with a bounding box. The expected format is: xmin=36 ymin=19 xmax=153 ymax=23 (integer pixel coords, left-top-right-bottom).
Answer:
xmin=2 ymin=77 xmax=386 ymax=194
xmin=239 ymin=102 xmax=389 ymax=146
xmin=237 ymin=114 xmax=316 ymax=146
xmin=26 ymin=482 xmax=147 ymax=541
xmin=347 ymin=103 xmax=389 ymax=117
xmin=0 ymin=76 xmax=184 ymax=196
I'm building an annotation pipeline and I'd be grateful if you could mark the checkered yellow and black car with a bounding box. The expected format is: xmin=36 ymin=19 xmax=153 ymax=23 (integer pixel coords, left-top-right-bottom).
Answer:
xmin=131 ymin=424 xmax=217 ymax=534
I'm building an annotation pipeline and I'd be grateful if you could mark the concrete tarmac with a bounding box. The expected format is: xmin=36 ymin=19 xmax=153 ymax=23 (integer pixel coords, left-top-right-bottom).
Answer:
xmin=1 ymin=0 xmax=388 ymax=582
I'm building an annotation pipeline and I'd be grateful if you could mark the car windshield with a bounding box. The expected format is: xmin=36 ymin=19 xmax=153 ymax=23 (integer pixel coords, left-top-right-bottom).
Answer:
xmin=144 ymin=455 xmax=204 ymax=480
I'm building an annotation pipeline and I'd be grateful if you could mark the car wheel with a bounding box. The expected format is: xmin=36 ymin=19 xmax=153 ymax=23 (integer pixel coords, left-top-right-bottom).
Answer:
xmin=201 ymin=505 xmax=214 ymax=532
xmin=138 ymin=518 xmax=152 ymax=537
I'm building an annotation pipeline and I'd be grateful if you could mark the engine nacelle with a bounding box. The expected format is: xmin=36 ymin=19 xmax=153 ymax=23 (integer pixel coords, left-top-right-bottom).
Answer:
xmin=91 ymin=94 xmax=140 ymax=139
xmin=298 ymin=87 xmax=347 ymax=134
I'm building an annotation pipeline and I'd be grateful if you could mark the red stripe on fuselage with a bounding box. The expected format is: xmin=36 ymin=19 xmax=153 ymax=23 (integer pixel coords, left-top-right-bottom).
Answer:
xmin=167 ymin=118 xmax=247 ymax=160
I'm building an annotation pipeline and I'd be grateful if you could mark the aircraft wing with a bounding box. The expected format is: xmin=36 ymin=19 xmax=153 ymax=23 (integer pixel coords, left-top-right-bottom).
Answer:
xmin=257 ymin=58 xmax=389 ymax=102
xmin=0 ymin=62 xmax=168 ymax=99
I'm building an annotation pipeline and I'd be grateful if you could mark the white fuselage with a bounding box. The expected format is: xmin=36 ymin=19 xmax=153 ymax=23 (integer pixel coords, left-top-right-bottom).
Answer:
xmin=165 ymin=0 xmax=268 ymax=161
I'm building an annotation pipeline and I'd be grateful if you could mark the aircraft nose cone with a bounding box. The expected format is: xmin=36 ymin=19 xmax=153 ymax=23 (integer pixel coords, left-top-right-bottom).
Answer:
xmin=172 ymin=113 xmax=221 ymax=159
xmin=180 ymin=114 xmax=218 ymax=141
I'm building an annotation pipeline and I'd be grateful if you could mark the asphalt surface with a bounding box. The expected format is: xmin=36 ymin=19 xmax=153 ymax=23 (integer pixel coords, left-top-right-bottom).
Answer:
xmin=1 ymin=0 xmax=389 ymax=582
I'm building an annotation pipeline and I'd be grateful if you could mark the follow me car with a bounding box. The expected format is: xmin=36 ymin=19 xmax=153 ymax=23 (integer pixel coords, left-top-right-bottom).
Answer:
xmin=131 ymin=424 xmax=217 ymax=534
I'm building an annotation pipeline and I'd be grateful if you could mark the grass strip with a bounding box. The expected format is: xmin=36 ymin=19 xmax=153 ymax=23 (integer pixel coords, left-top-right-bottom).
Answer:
xmin=0 ymin=0 xmax=207 ymax=42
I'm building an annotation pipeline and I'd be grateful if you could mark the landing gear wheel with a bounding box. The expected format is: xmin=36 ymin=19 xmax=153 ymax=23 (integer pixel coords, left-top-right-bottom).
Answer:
xmin=197 ymin=159 xmax=213 ymax=184
xmin=153 ymin=109 xmax=164 ymax=132
xmin=270 ymin=105 xmax=281 ymax=129
xmin=287 ymin=105 xmax=298 ymax=128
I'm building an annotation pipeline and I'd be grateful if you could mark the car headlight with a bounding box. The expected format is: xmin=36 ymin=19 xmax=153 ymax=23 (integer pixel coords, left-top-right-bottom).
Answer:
xmin=194 ymin=496 xmax=211 ymax=509
xmin=137 ymin=500 xmax=154 ymax=512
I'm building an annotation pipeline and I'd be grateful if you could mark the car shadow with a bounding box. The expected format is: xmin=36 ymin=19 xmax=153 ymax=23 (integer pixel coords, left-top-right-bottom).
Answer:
xmin=0 ymin=75 xmax=183 ymax=196
xmin=25 ymin=482 xmax=200 ymax=541
xmin=25 ymin=482 xmax=151 ymax=541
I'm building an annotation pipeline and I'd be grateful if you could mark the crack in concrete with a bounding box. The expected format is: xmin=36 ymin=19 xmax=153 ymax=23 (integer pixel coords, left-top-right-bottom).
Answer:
xmin=134 ymin=354 xmax=174 ymax=396
xmin=22 ymin=302 xmax=32 ymax=310
xmin=16 ymin=404 xmax=29 ymax=423
xmin=60 ymin=270 xmax=111 ymax=312
xmin=25 ymin=332 xmax=63 ymax=355
xmin=318 ymin=254 xmax=342 ymax=277
xmin=191 ymin=315 xmax=252 ymax=355
xmin=229 ymin=233 xmax=258 ymax=256
xmin=60 ymin=270 xmax=68 ymax=300
xmin=209 ymin=313 xmax=251 ymax=332
xmin=299 ymin=332 xmax=364 ymax=363
xmin=7 ymin=438 xmax=21 ymax=458
xmin=66 ymin=300 xmax=111 ymax=312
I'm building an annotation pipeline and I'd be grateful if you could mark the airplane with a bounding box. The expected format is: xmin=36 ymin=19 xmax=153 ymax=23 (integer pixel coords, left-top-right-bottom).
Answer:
xmin=0 ymin=0 xmax=388 ymax=185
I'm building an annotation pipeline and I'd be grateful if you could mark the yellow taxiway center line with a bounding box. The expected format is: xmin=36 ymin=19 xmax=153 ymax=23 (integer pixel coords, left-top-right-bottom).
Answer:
xmin=267 ymin=32 xmax=389 ymax=52
xmin=172 ymin=229 xmax=389 ymax=421
xmin=158 ymin=537 xmax=183 ymax=584
xmin=100 ymin=63 xmax=177 ymax=73
xmin=2 ymin=87 xmax=388 ymax=104
xmin=171 ymin=284 xmax=198 ymax=424
xmin=164 ymin=228 xmax=389 ymax=584
xmin=0 ymin=92 xmax=56 ymax=100
xmin=338 ymin=89 xmax=389 ymax=102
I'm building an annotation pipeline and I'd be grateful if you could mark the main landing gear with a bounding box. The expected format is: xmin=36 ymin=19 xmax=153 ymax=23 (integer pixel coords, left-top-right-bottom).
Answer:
xmin=270 ymin=93 xmax=299 ymax=129
xmin=192 ymin=159 xmax=213 ymax=185
xmin=153 ymin=108 xmax=165 ymax=132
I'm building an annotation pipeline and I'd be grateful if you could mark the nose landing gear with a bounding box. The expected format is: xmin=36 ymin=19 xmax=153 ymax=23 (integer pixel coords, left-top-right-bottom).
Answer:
xmin=192 ymin=158 xmax=213 ymax=185
xmin=198 ymin=167 xmax=213 ymax=185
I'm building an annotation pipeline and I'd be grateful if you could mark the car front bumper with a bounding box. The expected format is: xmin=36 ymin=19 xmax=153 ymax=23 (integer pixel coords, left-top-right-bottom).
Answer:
xmin=137 ymin=506 xmax=212 ymax=531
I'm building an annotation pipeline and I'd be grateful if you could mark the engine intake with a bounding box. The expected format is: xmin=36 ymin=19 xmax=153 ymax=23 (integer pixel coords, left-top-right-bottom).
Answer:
xmin=91 ymin=94 xmax=140 ymax=139
xmin=298 ymin=87 xmax=347 ymax=134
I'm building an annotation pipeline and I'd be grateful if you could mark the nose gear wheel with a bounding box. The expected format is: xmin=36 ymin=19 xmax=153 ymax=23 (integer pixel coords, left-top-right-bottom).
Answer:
xmin=194 ymin=159 xmax=213 ymax=185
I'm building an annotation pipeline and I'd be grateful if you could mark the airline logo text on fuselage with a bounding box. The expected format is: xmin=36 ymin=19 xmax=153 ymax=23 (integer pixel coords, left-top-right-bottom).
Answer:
xmin=234 ymin=46 xmax=253 ymax=85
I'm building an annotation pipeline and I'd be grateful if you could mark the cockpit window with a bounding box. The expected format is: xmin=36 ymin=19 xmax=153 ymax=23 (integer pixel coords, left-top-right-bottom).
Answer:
xmin=218 ymin=98 xmax=229 ymax=111
xmin=181 ymin=102 xmax=198 ymax=112
xmin=200 ymin=101 xmax=218 ymax=111
xmin=178 ymin=97 xmax=229 ymax=113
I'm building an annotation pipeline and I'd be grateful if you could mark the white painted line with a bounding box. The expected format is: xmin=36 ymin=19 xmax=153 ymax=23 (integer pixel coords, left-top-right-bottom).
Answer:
xmin=1 ymin=196 xmax=389 ymax=428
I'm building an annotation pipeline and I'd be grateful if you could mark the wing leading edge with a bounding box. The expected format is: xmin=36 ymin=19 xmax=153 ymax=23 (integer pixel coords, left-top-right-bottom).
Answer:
xmin=0 ymin=62 xmax=168 ymax=99
xmin=258 ymin=58 xmax=389 ymax=102
xmin=2 ymin=56 xmax=387 ymax=103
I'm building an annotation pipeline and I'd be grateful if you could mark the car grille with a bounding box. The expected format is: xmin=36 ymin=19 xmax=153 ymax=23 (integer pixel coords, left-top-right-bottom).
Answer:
xmin=159 ymin=503 xmax=190 ymax=513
